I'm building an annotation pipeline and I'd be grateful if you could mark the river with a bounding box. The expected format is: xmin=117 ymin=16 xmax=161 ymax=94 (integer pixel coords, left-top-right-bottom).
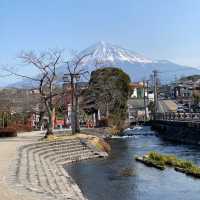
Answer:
xmin=64 ymin=126 xmax=200 ymax=200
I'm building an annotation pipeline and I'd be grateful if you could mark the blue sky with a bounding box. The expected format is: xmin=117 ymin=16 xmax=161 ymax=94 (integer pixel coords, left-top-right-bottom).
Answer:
xmin=1 ymin=0 xmax=200 ymax=83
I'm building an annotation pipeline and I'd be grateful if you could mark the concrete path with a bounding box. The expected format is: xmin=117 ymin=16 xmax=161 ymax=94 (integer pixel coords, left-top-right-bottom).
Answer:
xmin=0 ymin=130 xmax=101 ymax=200
xmin=0 ymin=132 xmax=44 ymax=200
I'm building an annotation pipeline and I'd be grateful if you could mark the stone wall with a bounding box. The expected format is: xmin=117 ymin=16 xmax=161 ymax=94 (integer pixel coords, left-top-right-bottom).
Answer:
xmin=151 ymin=120 xmax=200 ymax=145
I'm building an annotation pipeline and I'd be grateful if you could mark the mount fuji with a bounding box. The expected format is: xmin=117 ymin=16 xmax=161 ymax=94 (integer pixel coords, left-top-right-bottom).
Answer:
xmin=8 ymin=41 xmax=200 ymax=88
xmin=58 ymin=41 xmax=200 ymax=82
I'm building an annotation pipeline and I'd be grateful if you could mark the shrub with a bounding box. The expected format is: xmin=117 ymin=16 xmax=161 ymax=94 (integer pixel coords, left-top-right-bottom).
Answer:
xmin=0 ymin=128 xmax=17 ymax=137
xmin=98 ymin=138 xmax=111 ymax=153
xmin=9 ymin=123 xmax=32 ymax=132
xmin=109 ymin=126 xmax=121 ymax=135
xmin=91 ymin=137 xmax=111 ymax=153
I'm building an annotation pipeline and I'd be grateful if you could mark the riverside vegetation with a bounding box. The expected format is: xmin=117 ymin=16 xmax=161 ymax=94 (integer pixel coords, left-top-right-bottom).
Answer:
xmin=135 ymin=151 xmax=200 ymax=178
xmin=45 ymin=132 xmax=111 ymax=153
xmin=82 ymin=67 xmax=131 ymax=135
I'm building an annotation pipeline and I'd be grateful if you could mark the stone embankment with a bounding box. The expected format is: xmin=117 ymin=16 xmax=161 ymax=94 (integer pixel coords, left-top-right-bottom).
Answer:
xmin=151 ymin=120 xmax=200 ymax=144
xmin=1 ymin=132 xmax=107 ymax=200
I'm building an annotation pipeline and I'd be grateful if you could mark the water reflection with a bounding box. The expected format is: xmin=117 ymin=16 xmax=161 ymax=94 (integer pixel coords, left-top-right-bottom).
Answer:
xmin=65 ymin=126 xmax=200 ymax=200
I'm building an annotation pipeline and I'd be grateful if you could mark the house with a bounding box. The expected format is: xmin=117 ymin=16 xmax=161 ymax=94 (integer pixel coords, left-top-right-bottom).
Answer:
xmin=128 ymin=82 xmax=151 ymax=123
xmin=170 ymin=79 xmax=199 ymax=104
xmin=129 ymin=82 xmax=146 ymax=98
xmin=129 ymin=82 xmax=154 ymax=102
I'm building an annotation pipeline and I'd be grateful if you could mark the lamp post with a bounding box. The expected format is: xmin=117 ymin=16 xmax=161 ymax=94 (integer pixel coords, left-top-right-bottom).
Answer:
xmin=63 ymin=73 xmax=80 ymax=134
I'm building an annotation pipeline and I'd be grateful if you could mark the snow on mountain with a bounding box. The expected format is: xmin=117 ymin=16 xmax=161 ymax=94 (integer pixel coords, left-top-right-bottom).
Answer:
xmin=65 ymin=41 xmax=200 ymax=82
xmin=78 ymin=41 xmax=154 ymax=64
xmin=7 ymin=41 xmax=200 ymax=88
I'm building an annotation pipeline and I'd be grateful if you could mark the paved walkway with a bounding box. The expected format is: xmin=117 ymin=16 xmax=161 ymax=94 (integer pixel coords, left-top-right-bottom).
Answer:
xmin=0 ymin=132 xmax=44 ymax=200
xmin=0 ymin=131 xmax=102 ymax=200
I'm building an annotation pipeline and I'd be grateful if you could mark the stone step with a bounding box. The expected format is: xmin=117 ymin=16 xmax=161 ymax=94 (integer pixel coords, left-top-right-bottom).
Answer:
xmin=32 ymin=149 xmax=59 ymax=196
xmin=37 ymin=145 xmax=88 ymax=158
xmin=24 ymin=140 xmax=83 ymax=154
xmin=48 ymin=150 xmax=93 ymax=163
xmin=16 ymin=148 xmax=43 ymax=194
xmin=38 ymin=151 xmax=67 ymax=195
xmin=12 ymin=138 xmax=97 ymax=200
xmin=53 ymin=152 xmax=95 ymax=164
xmin=17 ymin=146 xmax=58 ymax=196
xmin=26 ymin=139 xmax=82 ymax=149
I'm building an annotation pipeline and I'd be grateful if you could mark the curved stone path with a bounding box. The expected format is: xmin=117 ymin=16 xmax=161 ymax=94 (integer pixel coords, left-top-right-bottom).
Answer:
xmin=1 ymin=131 xmax=103 ymax=200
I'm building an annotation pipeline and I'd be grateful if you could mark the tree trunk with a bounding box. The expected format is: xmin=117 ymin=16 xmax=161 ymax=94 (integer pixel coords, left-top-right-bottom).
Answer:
xmin=46 ymin=120 xmax=53 ymax=137
xmin=106 ymin=103 xmax=109 ymax=118
xmin=71 ymin=110 xmax=76 ymax=134
xmin=75 ymin=93 xmax=80 ymax=133
xmin=44 ymin=102 xmax=54 ymax=138
xmin=95 ymin=110 xmax=99 ymax=127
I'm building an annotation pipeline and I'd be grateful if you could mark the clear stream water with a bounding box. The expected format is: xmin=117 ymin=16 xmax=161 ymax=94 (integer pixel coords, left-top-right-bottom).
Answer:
xmin=64 ymin=126 xmax=200 ymax=200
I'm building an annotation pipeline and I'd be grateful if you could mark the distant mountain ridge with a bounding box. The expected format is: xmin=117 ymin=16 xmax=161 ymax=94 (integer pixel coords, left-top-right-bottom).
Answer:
xmin=76 ymin=41 xmax=200 ymax=82
xmin=7 ymin=41 xmax=200 ymax=88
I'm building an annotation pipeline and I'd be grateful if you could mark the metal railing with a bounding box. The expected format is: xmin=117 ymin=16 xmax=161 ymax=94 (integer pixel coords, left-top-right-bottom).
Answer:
xmin=152 ymin=112 xmax=200 ymax=122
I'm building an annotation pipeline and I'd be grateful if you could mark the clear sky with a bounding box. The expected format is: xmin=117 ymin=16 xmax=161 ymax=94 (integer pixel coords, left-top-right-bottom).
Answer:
xmin=1 ymin=0 xmax=200 ymax=75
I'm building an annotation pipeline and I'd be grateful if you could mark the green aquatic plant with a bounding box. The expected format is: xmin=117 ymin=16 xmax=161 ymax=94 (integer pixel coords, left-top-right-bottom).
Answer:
xmin=163 ymin=155 xmax=178 ymax=166
xmin=177 ymin=160 xmax=193 ymax=169
xmin=135 ymin=151 xmax=200 ymax=178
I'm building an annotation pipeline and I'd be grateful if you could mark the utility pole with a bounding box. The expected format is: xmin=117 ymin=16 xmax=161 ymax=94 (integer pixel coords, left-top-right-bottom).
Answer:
xmin=146 ymin=80 xmax=149 ymax=106
xmin=143 ymin=80 xmax=147 ymax=121
xmin=153 ymin=70 xmax=158 ymax=115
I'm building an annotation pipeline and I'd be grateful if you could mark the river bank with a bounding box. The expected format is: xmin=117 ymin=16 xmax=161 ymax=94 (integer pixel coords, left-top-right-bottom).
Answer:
xmin=151 ymin=120 xmax=200 ymax=144
xmin=65 ymin=126 xmax=200 ymax=200
xmin=0 ymin=130 xmax=109 ymax=200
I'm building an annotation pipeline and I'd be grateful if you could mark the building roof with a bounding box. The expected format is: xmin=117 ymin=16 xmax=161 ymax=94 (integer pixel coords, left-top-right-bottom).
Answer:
xmin=129 ymin=82 xmax=144 ymax=89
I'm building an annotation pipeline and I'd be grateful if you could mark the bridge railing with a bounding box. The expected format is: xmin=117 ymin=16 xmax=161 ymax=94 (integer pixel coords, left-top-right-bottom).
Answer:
xmin=152 ymin=112 xmax=200 ymax=122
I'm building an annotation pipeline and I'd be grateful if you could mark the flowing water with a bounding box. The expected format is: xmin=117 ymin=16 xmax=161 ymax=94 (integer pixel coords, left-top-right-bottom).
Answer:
xmin=64 ymin=126 xmax=200 ymax=200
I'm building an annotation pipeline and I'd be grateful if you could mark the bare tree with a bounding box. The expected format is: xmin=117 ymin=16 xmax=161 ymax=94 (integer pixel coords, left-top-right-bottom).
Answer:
xmin=63 ymin=53 xmax=90 ymax=133
xmin=4 ymin=50 xmax=63 ymax=136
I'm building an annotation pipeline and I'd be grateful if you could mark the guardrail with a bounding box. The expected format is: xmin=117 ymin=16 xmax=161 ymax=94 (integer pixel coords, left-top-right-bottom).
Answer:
xmin=152 ymin=112 xmax=200 ymax=122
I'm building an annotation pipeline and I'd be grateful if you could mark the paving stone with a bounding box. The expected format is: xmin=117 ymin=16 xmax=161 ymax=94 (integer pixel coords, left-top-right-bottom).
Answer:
xmin=7 ymin=138 xmax=103 ymax=200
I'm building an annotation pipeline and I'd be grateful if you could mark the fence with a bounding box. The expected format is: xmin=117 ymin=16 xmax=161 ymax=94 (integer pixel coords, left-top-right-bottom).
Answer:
xmin=152 ymin=112 xmax=200 ymax=122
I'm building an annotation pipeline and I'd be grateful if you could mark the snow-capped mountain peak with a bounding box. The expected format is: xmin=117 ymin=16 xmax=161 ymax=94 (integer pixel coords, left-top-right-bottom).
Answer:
xmin=7 ymin=41 xmax=200 ymax=88
xmin=79 ymin=41 xmax=154 ymax=64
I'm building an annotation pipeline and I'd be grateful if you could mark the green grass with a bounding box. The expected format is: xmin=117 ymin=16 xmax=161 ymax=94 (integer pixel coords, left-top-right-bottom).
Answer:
xmin=140 ymin=151 xmax=200 ymax=178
